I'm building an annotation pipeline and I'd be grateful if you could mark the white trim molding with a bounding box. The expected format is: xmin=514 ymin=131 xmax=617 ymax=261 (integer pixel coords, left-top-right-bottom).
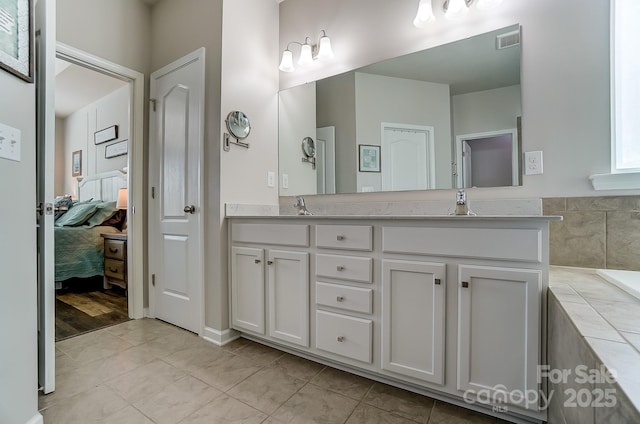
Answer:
xmin=203 ymin=327 xmax=241 ymax=346
xmin=25 ymin=413 xmax=44 ymax=424
xmin=589 ymin=172 xmax=640 ymax=190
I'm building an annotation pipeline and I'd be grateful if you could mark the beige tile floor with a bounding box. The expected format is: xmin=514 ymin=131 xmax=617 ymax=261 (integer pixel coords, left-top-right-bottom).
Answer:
xmin=39 ymin=318 xmax=508 ymax=424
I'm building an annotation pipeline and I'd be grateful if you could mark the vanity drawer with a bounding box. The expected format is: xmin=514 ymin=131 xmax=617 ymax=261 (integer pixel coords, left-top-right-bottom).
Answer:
xmin=316 ymin=254 xmax=373 ymax=283
xmin=104 ymin=240 xmax=125 ymax=260
xmin=105 ymin=258 xmax=125 ymax=280
xmin=316 ymin=225 xmax=373 ymax=251
xmin=316 ymin=310 xmax=372 ymax=363
xmin=231 ymin=223 xmax=309 ymax=247
xmin=382 ymin=227 xmax=542 ymax=263
xmin=316 ymin=282 xmax=373 ymax=314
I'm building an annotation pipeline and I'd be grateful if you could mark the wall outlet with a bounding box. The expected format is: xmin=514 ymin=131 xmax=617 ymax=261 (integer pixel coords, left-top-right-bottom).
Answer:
xmin=524 ymin=151 xmax=543 ymax=175
xmin=282 ymin=174 xmax=289 ymax=189
xmin=267 ymin=171 xmax=275 ymax=187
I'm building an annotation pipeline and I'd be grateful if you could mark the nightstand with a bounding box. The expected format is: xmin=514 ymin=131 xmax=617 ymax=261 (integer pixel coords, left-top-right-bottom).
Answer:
xmin=101 ymin=233 xmax=127 ymax=291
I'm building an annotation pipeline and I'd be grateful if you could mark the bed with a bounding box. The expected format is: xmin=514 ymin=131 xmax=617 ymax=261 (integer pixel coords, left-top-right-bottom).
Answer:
xmin=54 ymin=170 xmax=127 ymax=282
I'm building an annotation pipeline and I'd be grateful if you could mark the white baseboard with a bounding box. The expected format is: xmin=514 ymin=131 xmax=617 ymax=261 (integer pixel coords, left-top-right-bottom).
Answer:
xmin=202 ymin=326 xmax=240 ymax=346
xmin=25 ymin=413 xmax=43 ymax=424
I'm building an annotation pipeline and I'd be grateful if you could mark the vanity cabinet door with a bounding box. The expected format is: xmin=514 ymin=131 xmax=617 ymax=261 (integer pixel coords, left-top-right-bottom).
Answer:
xmin=231 ymin=247 xmax=265 ymax=335
xmin=268 ymin=250 xmax=310 ymax=347
xmin=381 ymin=260 xmax=446 ymax=385
xmin=457 ymin=265 xmax=541 ymax=411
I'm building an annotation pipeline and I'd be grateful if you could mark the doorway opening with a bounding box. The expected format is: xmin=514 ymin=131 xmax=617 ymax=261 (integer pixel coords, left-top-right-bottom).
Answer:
xmin=53 ymin=58 xmax=130 ymax=341
xmin=455 ymin=129 xmax=519 ymax=188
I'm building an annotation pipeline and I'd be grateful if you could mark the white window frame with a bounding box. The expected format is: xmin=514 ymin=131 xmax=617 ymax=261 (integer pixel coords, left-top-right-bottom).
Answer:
xmin=590 ymin=0 xmax=640 ymax=190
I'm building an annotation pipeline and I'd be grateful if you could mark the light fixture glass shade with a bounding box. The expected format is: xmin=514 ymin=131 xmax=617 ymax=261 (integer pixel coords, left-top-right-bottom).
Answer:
xmin=278 ymin=50 xmax=295 ymax=72
xmin=316 ymin=35 xmax=334 ymax=60
xmin=116 ymin=188 xmax=128 ymax=210
xmin=413 ymin=0 xmax=435 ymax=28
xmin=445 ymin=0 xmax=469 ymax=19
xmin=476 ymin=0 xmax=503 ymax=9
xmin=298 ymin=43 xmax=314 ymax=66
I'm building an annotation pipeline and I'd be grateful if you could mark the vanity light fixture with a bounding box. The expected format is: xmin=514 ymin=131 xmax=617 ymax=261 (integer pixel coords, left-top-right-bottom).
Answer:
xmin=414 ymin=0 xmax=502 ymax=27
xmin=279 ymin=30 xmax=334 ymax=73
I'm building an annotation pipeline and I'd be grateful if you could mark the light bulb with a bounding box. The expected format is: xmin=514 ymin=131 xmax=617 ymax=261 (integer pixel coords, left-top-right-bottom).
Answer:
xmin=413 ymin=0 xmax=435 ymax=28
xmin=278 ymin=50 xmax=295 ymax=72
xmin=476 ymin=0 xmax=503 ymax=10
xmin=298 ymin=43 xmax=313 ymax=66
xmin=317 ymin=35 xmax=334 ymax=60
xmin=445 ymin=0 xmax=469 ymax=19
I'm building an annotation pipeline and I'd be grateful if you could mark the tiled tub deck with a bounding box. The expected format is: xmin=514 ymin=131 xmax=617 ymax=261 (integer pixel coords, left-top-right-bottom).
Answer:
xmin=548 ymin=267 xmax=640 ymax=423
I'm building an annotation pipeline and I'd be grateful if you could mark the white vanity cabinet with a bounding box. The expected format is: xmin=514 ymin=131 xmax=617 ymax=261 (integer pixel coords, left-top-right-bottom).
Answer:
xmin=230 ymin=223 xmax=310 ymax=348
xmin=228 ymin=216 xmax=555 ymax=423
xmin=381 ymin=259 xmax=446 ymax=385
xmin=457 ymin=265 xmax=541 ymax=411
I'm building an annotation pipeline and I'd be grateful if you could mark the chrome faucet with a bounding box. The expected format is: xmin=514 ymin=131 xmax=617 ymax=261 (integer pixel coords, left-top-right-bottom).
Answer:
xmin=294 ymin=196 xmax=312 ymax=215
xmin=454 ymin=190 xmax=472 ymax=215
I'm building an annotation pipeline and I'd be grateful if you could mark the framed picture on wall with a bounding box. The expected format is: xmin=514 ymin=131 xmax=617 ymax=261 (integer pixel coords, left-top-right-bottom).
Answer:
xmin=71 ymin=150 xmax=82 ymax=176
xmin=0 ymin=0 xmax=33 ymax=82
xmin=359 ymin=144 xmax=380 ymax=172
xmin=105 ymin=140 xmax=128 ymax=158
xmin=94 ymin=125 xmax=118 ymax=145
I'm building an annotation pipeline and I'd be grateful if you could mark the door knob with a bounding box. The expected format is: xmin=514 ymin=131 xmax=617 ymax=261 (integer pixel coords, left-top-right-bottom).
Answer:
xmin=184 ymin=205 xmax=196 ymax=214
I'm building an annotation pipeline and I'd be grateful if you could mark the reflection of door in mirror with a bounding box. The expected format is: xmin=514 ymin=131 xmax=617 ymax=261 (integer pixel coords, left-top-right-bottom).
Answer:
xmin=456 ymin=129 xmax=518 ymax=188
xmin=316 ymin=127 xmax=336 ymax=194
xmin=379 ymin=124 xmax=435 ymax=192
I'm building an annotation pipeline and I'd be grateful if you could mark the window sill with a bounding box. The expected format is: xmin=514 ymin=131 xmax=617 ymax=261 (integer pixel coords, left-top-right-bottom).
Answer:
xmin=589 ymin=171 xmax=640 ymax=190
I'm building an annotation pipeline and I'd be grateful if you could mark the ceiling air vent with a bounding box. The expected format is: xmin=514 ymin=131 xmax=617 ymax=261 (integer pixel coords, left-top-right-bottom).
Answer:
xmin=496 ymin=30 xmax=520 ymax=50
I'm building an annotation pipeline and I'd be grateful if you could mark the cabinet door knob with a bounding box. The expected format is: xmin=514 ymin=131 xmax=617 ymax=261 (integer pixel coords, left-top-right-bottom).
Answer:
xmin=267 ymin=260 xmax=273 ymax=265
xmin=336 ymin=235 xmax=344 ymax=241
xmin=336 ymin=296 xmax=344 ymax=302
xmin=462 ymin=281 xmax=469 ymax=288
xmin=109 ymin=247 xmax=119 ymax=253
xmin=336 ymin=265 xmax=345 ymax=271
xmin=337 ymin=336 xmax=344 ymax=343
xmin=254 ymin=259 xmax=261 ymax=264
xmin=108 ymin=267 xmax=119 ymax=273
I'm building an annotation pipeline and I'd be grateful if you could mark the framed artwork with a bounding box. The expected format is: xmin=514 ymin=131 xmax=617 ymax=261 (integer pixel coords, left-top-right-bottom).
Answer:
xmin=0 ymin=0 xmax=33 ymax=82
xmin=94 ymin=125 xmax=118 ymax=145
xmin=71 ymin=150 xmax=82 ymax=176
xmin=105 ymin=140 xmax=128 ymax=158
xmin=359 ymin=144 xmax=380 ymax=172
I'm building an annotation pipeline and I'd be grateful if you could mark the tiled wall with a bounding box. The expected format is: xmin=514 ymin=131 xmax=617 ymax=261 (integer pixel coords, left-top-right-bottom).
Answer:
xmin=543 ymin=196 xmax=640 ymax=271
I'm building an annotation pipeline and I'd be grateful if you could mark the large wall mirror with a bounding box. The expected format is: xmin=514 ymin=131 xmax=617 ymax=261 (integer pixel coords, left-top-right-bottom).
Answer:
xmin=279 ymin=24 xmax=522 ymax=196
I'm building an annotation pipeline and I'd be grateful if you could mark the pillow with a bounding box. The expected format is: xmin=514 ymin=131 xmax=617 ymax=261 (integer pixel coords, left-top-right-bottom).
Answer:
xmin=54 ymin=203 xmax=99 ymax=227
xmin=53 ymin=195 xmax=74 ymax=220
xmin=84 ymin=201 xmax=118 ymax=228
xmin=101 ymin=209 xmax=127 ymax=230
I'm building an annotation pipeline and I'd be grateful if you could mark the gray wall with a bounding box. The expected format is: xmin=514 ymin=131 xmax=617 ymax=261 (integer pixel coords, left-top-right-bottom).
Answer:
xmin=279 ymin=0 xmax=619 ymax=201
xmin=452 ymin=85 xmax=521 ymax=137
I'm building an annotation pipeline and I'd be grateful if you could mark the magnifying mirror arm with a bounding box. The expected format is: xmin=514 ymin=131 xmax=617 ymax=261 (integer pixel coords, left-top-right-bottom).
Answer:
xmin=301 ymin=156 xmax=316 ymax=169
xmin=223 ymin=132 xmax=250 ymax=151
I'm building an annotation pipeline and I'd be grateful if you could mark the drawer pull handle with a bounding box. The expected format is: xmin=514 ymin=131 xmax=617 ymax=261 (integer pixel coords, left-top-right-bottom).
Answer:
xmin=337 ymin=336 xmax=345 ymax=343
xmin=109 ymin=247 xmax=119 ymax=253
xmin=336 ymin=235 xmax=344 ymax=241
xmin=462 ymin=281 xmax=469 ymax=288
xmin=254 ymin=259 xmax=261 ymax=264
xmin=267 ymin=261 xmax=273 ymax=265
xmin=336 ymin=265 xmax=345 ymax=271
xmin=435 ymin=278 xmax=441 ymax=285
xmin=336 ymin=296 xmax=344 ymax=302
xmin=108 ymin=267 xmax=119 ymax=273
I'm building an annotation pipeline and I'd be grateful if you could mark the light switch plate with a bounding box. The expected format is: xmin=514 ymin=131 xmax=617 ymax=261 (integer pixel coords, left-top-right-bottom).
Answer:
xmin=282 ymin=174 xmax=289 ymax=189
xmin=0 ymin=122 xmax=21 ymax=162
xmin=267 ymin=171 xmax=275 ymax=187
xmin=524 ymin=151 xmax=543 ymax=175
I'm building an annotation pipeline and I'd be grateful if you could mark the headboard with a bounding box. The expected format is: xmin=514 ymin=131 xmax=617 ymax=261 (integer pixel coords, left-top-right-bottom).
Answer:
xmin=77 ymin=170 xmax=127 ymax=202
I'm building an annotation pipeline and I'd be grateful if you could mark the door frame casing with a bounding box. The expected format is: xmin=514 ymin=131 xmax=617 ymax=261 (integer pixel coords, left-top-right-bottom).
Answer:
xmin=56 ymin=42 xmax=145 ymax=319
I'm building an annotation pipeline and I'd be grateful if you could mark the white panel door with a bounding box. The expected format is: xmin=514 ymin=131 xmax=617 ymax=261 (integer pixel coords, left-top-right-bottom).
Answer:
xmin=457 ymin=265 xmax=541 ymax=411
xmin=268 ymin=250 xmax=309 ymax=347
xmin=35 ymin=0 xmax=56 ymax=394
xmin=150 ymin=49 xmax=205 ymax=334
xmin=231 ymin=247 xmax=265 ymax=334
xmin=381 ymin=124 xmax=435 ymax=191
xmin=382 ymin=260 xmax=446 ymax=385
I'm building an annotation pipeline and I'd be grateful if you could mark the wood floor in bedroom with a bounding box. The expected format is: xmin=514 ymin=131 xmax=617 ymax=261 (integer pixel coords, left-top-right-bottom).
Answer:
xmin=55 ymin=277 xmax=129 ymax=341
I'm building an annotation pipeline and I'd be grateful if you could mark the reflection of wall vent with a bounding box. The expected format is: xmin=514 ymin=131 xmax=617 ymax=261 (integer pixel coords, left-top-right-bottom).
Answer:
xmin=496 ymin=30 xmax=520 ymax=50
